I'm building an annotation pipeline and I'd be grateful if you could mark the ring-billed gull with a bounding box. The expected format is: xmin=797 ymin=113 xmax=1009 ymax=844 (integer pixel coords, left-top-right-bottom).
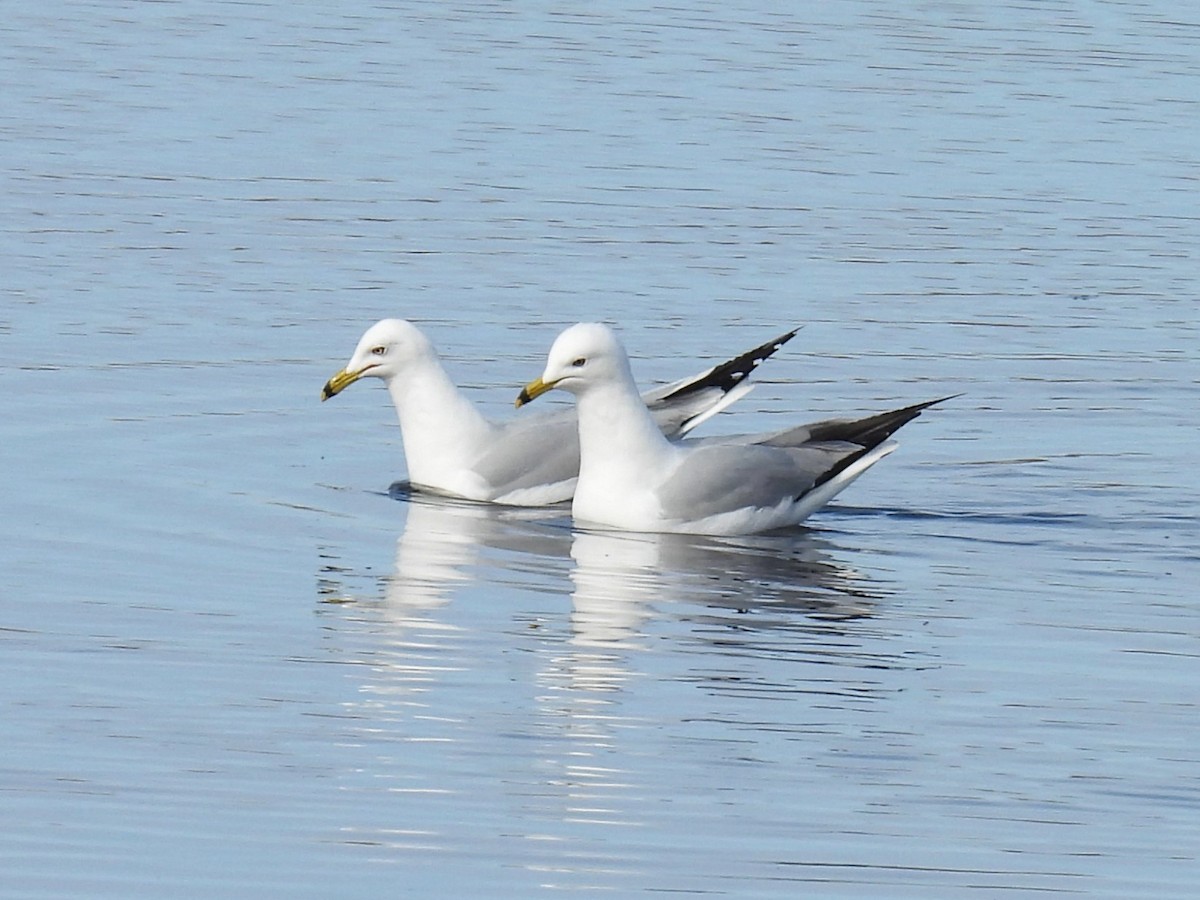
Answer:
xmin=322 ymin=319 xmax=797 ymax=505
xmin=517 ymin=322 xmax=954 ymax=534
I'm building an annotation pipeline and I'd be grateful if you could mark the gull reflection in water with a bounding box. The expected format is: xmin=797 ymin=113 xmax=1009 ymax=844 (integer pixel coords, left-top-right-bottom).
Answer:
xmin=317 ymin=483 xmax=573 ymax=631
xmin=569 ymin=527 xmax=878 ymax=646
xmin=545 ymin=525 xmax=884 ymax=697
xmin=315 ymin=485 xmax=573 ymax=747
xmin=381 ymin=482 xmax=572 ymax=617
xmin=317 ymin=489 xmax=893 ymax=874
xmin=321 ymin=482 xmax=884 ymax=666
xmin=532 ymin=524 xmax=890 ymax=854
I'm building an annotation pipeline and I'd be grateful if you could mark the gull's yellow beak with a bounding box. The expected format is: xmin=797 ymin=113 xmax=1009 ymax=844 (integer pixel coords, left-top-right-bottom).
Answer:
xmin=515 ymin=377 xmax=556 ymax=408
xmin=321 ymin=367 xmax=365 ymax=401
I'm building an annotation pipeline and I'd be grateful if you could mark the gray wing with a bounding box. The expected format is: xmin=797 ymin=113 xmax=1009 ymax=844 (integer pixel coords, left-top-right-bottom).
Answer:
xmin=470 ymin=408 xmax=581 ymax=502
xmin=655 ymin=442 xmax=862 ymax=522
xmin=656 ymin=395 xmax=959 ymax=519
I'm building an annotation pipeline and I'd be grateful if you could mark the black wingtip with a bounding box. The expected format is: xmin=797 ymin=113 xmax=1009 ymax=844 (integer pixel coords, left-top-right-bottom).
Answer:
xmin=896 ymin=392 xmax=963 ymax=418
xmin=806 ymin=394 xmax=960 ymax=492
xmin=924 ymin=392 xmax=965 ymax=407
xmin=808 ymin=392 xmax=960 ymax=454
xmin=660 ymin=326 xmax=802 ymax=401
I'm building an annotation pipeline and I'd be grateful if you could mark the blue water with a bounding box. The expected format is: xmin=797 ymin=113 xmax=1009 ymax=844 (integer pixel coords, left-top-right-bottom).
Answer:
xmin=3 ymin=1 xmax=1198 ymax=897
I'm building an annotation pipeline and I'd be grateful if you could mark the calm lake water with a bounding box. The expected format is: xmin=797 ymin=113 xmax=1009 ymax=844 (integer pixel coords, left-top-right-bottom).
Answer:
xmin=3 ymin=1 xmax=1198 ymax=897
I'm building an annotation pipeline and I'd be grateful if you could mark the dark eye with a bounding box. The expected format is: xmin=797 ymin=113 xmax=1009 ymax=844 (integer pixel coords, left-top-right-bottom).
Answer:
xmin=571 ymin=357 xmax=586 ymax=368
xmin=371 ymin=346 xmax=387 ymax=356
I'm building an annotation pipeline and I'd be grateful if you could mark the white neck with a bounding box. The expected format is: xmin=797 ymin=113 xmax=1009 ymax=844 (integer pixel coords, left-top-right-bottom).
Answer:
xmin=572 ymin=374 xmax=676 ymax=522
xmin=384 ymin=358 xmax=493 ymax=492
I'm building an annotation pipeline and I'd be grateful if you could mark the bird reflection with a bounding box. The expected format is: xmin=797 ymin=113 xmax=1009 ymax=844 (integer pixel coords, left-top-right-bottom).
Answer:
xmin=531 ymin=524 xmax=890 ymax=844
xmin=319 ymin=482 xmax=885 ymax=656
xmin=569 ymin=528 xmax=878 ymax=645
xmin=315 ymin=489 xmax=897 ymax=870
xmin=546 ymin=526 xmax=884 ymax=698
xmin=381 ymin=482 xmax=572 ymax=616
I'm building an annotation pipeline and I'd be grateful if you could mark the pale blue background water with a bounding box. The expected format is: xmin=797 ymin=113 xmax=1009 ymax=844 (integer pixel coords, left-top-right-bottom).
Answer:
xmin=3 ymin=1 xmax=1198 ymax=897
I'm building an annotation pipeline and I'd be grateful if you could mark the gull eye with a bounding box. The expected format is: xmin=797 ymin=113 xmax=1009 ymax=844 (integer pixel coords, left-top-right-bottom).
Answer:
xmin=370 ymin=346 xmax=387 ymax=356
xmin=570 ymin=357 xmax=586 ymax=368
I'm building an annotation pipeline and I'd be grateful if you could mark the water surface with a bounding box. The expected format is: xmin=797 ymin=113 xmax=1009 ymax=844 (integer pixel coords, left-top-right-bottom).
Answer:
xmin=3 ymin=1 xmax=1198 ymax=897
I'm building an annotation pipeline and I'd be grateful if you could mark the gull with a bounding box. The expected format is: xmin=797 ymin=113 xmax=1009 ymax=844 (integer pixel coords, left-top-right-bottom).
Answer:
xmin=517 ymin=322 xmax=954 ymax=534
xmin=321 ymin=318 xmax=797 ymax=505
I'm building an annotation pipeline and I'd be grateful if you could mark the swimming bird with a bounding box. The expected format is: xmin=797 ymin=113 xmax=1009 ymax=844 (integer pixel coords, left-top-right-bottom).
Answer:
xmin=517 ymin=322 xmax=953 ymax=534
xmin=322 ymin=318 xmax=797 ymax=505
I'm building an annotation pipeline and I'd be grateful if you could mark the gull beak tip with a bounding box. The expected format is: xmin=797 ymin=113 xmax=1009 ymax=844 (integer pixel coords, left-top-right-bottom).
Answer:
xmin=321 ymin=368 xmax=361 ymax=402
xmin=516 ymin=377 xmax=552 ymax=408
